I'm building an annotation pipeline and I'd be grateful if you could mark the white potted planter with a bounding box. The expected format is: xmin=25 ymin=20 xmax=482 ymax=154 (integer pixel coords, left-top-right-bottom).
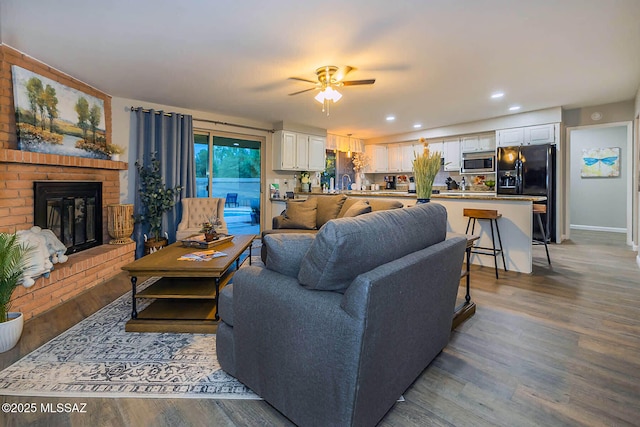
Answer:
xmin=0 ymin=312 xmax=23 ymax=352
xmin=0 ymin=232 xmax=35 ymax=353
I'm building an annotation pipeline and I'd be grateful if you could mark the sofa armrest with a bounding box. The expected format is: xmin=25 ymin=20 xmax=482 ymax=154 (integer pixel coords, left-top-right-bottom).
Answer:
xmin=228 ymin=266 xmax=364 ymax=424
xmin=272 ymin=214 xmax=286 ymax=229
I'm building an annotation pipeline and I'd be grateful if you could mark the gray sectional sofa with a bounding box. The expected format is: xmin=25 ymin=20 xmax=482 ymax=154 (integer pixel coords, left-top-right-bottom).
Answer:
xmin=216 ymin=202 xmax=466 ymax=426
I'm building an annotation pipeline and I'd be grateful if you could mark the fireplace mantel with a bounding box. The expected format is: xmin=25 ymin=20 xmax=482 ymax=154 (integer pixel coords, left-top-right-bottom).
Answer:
xmin=0 ymin=148 xmax=128 ymax=170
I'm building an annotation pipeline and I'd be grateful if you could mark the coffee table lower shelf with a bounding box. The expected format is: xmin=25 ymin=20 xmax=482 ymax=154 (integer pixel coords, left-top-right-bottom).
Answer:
xmin=125 ymin=299 xmax=219 ymax=333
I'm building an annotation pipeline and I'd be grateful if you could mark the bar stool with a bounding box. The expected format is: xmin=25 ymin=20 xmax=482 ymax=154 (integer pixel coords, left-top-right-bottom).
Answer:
xmin=463 ymin=208 xmax=507 ymax=279
xmin=532 ymin=203 xmax=551 ymax=265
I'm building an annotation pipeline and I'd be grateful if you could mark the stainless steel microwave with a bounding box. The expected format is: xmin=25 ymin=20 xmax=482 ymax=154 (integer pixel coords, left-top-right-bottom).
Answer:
xmin=461 ymin=152 xmax=495 ymax=174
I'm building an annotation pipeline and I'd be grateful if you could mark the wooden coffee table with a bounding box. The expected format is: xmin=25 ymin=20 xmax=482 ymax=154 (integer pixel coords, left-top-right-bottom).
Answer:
xmin=122 ymin=234 xmax=254 ymax=333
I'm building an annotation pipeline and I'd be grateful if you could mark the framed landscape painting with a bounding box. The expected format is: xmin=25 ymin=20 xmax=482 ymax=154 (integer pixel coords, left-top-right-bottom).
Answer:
xmin=580 ymin=147 xmax=620 ymax=178
xmin=11 ymin=65 xmax=118 ymax=159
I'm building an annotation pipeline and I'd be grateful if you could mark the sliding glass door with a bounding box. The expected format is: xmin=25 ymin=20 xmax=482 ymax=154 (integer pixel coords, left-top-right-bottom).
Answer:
xmin=194 ymin=131 xmax=261 ymax=235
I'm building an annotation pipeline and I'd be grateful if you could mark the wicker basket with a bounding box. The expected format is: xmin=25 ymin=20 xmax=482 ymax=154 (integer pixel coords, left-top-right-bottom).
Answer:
xmin=107 ymin=204 xmax=134 ymax=244
xmin=144 ymin=237 xmax=168 ymax=255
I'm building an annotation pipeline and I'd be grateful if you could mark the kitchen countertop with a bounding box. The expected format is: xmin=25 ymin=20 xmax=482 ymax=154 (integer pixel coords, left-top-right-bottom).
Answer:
xmin=280 ymin=190 xmax=546 ymax=202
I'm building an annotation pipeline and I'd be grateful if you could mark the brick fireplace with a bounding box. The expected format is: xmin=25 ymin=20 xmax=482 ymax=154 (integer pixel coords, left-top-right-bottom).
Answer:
xmin=0 ymin=45 xmax=135 ymax=321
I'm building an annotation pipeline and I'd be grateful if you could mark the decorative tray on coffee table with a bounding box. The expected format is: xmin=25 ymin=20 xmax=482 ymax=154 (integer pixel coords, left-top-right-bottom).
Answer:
xmin=180 ymin=234 xmax=234 ymax=249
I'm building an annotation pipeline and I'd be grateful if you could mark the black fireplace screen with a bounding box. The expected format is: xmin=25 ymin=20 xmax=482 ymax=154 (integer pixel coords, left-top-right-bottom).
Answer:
xmin=34 ymin=182 xmax=103 ymax=254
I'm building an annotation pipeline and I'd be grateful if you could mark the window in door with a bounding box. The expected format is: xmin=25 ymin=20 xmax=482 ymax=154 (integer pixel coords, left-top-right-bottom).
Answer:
xmin=194 ymin=131 xmax=261 ymax=236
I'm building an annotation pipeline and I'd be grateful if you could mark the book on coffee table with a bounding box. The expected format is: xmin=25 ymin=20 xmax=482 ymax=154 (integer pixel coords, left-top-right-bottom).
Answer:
xmin=177 ymin=249 xmax=227 ymax=262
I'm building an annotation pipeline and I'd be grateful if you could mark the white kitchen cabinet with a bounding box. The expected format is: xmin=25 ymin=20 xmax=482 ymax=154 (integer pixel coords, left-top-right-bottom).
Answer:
xmin=524 ymin=124 xmax=556 ymax=145
xmin=295 ymin=133 xmax=309 ymax=169
xmin=443 ymin=138 xmax=461 ymax=172
xmin=307 ymin=135 xmax=326 ymax=170
xmin=364 ymin=144 xmax=388 ymax=172
xmin=401 ymin=143 xmax=419 ymax=172
xmin=497 ymin=124 xmax=557 ymax=147
xmin=427 ymin=141 xmax=444 ymax=157
xmin=497 ymin=128 xmax=525 ymax=147
xmin=273 ymin=130 xmax=326 ymax=171
xmin=478 ymin=134 xmax=496 ymax=151
xmin=387 ymin=144 xmax=403 ymax=172
xmin=460 ymin=134 xmax=495 ymax=153
xmin=461 ymin=136 xmax=479 ymax=153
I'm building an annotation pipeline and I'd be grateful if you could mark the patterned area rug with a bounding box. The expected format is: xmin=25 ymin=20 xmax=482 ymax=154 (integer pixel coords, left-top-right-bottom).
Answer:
xmin=0 ymin=278 xmax=259 ymax=399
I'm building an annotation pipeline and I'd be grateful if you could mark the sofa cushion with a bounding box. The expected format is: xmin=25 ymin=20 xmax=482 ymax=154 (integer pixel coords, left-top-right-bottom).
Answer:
xmin=341 ymin=200 xmax=372 ymax=217
xmin=264 ymin=233 xmax=316 ymax=278
xmin=309 ymin=194 xmax=347 ymax=227
xmin=278 ymin=198 xmax=318 ymax=229
xmin=368 ymin=199 xmax=404 ymax=211
xmin=337 ymin=198 xmax=359 ymax=218
xmin=298 ymin=203 xmax=448 ymax=293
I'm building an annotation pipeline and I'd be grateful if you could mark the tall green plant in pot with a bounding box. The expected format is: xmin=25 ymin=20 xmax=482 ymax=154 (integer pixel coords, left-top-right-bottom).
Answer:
xmin=135 ymin=156 xmax=182 ymax=254
xmin=412 ymin=139 xmax=442 ymax=202
xmin=0 ymin=232 xmax=34 ymax=352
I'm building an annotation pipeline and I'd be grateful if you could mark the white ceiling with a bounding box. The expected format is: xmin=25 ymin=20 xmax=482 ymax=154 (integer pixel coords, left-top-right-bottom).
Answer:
xmin=2 ymin=0 xmax=639 ymax=139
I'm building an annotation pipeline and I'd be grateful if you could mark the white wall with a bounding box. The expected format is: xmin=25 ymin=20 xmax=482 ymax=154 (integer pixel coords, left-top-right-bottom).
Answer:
xmin=569 ymin=126 xmax=628 ymax=231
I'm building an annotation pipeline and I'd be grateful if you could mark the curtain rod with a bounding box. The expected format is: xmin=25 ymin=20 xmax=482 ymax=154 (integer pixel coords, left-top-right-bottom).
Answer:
xmin=130 ymin=106 xmax=275 ymax=133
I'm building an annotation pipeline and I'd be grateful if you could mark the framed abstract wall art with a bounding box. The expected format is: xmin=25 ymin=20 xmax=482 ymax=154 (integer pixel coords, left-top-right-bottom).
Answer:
xmin=580 ymin=147 xmax=620 ymax=178
xmin=11 ymin=65 xmax=119 ymax=159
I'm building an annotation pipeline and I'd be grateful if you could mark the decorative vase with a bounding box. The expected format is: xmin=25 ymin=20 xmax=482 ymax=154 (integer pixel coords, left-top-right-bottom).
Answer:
xmin=110 ymin=154 xmax=120 ymax=162
xmin=355 ymin=172 xmax=362 ymax=191
xmin=107 ymin=204 xmax=134 ymax=244
xmin=0 ymin=312 xmax=23 ymax=353
xmin=416 ymin=198 xmax=430 ymax=204
xmin=204 ymin=231 xmax=218 ymax=242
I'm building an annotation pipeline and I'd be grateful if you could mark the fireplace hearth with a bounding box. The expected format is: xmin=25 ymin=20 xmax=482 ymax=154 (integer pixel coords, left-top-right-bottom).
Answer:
xmin=34 ymin=182 xmax=103 ymax=254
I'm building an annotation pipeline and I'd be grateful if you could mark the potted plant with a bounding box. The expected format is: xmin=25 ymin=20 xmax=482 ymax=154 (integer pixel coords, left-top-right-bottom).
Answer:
xmin=412 ymin=138 xmax=442 ymax=203
xmin=0 ymin=232 xmax=34 ymax=353
xmin=134 ymin=155 xmax=182 ymax=255
xmin=107 ymin=144 xmax=126 ymax=161
xmin=200 ymin=216 xmax=221 ymax=242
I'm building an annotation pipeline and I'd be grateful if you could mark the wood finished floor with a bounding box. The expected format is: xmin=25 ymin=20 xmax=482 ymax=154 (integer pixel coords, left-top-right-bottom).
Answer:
xmin=1 ymin=230 xmax=639 ymax=427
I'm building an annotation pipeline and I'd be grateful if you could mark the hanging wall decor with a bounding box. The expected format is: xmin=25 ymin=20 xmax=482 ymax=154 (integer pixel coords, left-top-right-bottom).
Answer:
xmin=580 ymin=147 xmax=620 ymax=178
xmin=11 ymin=65 xmax=120 ymax=159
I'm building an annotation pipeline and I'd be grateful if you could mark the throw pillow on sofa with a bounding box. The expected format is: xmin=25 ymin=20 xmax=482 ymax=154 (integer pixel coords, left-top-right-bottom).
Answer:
xmin=341 ymin=200 xmax=372 ymax=217
xmin=278 ymin=198 xmax=318 ymax=229
xmin=309 ymin=194 xmax=347 ymax=227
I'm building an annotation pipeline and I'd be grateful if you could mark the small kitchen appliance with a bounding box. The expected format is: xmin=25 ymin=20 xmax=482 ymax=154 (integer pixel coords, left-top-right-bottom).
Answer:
xmin=384 ymin=175 xmax=396 ymax=190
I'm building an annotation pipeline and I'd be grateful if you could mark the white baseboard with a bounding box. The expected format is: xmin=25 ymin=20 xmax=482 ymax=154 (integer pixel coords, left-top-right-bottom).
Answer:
xmin=569 ymin=225 xmax=627 ymax=233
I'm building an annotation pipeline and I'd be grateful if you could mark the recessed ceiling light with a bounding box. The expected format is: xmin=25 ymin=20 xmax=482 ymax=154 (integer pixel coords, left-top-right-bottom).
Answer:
xmin=491 ymin=92 xmax=504 ymax=99
xmin=386 ymin=115 xmax=395 ymax=121
xmin=509 ymin=105 xmax=521 ymax=111
xmin=413 ymin=124 xmax=422 ymax=129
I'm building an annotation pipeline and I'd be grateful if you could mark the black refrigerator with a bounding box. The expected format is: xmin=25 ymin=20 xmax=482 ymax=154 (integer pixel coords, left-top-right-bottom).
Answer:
xmin=497 ymin=144 xmax=556 ymax=242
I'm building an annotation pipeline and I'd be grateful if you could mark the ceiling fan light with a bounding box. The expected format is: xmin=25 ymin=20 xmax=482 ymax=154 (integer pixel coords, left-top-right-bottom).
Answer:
xmin=326 ymin=87 xmax=342 ymax=102
xmin=314 ymin=91 xmax=326 ymax=104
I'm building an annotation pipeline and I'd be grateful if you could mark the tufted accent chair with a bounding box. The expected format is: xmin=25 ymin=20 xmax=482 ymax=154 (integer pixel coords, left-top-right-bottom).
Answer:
xmin=176 ymin=197 xmax=229 ymax=240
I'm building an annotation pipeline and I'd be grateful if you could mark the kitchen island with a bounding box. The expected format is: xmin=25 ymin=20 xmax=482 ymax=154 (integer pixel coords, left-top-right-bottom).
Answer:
xmin=272 ymin=190 xmax=546 ymax=274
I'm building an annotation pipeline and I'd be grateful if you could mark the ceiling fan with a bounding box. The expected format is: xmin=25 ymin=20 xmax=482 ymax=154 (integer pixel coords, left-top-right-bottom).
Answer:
xmin=288 ymin=66 xmax=375 ymax=115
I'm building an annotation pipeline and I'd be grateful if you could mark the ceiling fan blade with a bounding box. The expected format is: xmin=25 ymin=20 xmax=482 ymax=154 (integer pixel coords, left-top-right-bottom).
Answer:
xmin=342 ymin=79 xmax=376 ymax=86
xmin=335 ymin=66 xmax=355 ymax=81
xmin=288 ymin=77 xmax=318 ymax=84
xmin=288 ymin=87 xmax=318 ymax=96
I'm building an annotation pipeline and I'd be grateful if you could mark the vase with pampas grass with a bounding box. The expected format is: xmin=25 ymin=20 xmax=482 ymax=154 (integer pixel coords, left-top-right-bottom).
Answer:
xmin=412 ymin=138 xmax=442 ymax=203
